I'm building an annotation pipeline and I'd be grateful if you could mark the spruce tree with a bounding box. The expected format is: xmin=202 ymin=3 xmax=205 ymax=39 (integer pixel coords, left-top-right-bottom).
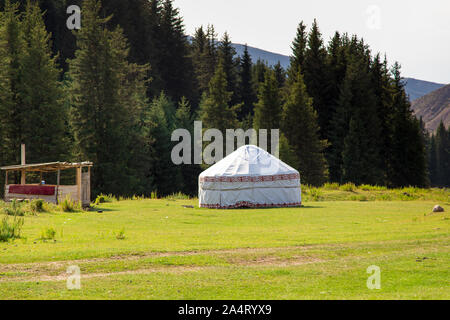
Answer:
xmin=190 ymin=26 xmax=209 ymax=94
xmin=174 ymin=97 xmax=201 ymax=195
xmin=328 ymin=68 xmax=351 ymax=182
xmin=303 ymin=19 xmax=330 ymax=139
xmin=434 ymin=122 xmax=450 ymax=187
xmin=273 ymin=62 xmax=286 ymax=89
xmin=253 ymin=70 xmax=283 ymax=153
xmin=370 ymin=54 xmax=393 ymax=184
xmin=199 ymin=60 xmax=240 ymax=132
xmin=0 ymin=1 xmax=12 ymax=186
xmin=206 ymin=25 xmax=218 ymax=72
xmin=332 ymin=57 xmax=382 ymax=185
xmin=388 ymin=63 xmax=428 ymax=187
xmin=18 ymin=1 xmax=67 ymax=163
xmin=428 ymin=133 xmax=438 ymax=185
xmin=252 ymin=59 xmax=269 ymax=86
xmin=158 ymin=0 xmax=195 ymax=103
xmin=143 ymin=93 xmax=181 ymax=196
xmin=218 ymin=32 xmax=239 ymax=105
xmin=68 ymin=0 xmax=149 ymax=196
xmin=0 ymin=0 xmax=67 ymax=173
xmin=190 ymin=25 xmax=218 ymax=103
xmin=288 ymin=21 xmax=307 ymax=80
xmin=0 ymin=0 xmax=23 ymax=176
xmin=282 ymin=70 xmax=328 ymax=186
xmin=238 ymin=44 xmax=256 ymax=122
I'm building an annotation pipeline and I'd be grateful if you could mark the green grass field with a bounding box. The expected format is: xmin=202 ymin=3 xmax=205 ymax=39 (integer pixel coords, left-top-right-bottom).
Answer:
xmin=0 ymin=187 xmax=449 ymax=300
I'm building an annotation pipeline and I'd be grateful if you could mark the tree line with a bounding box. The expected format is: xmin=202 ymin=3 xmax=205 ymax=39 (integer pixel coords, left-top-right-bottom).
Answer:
xmin=427 ymin=122 xmax=450 ymax=187
xmin=0 ymin=0 xmax=447 ymax=198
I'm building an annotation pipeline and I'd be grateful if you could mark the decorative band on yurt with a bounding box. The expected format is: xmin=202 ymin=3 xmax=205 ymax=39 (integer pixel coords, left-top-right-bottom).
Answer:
xmin=199 ymin=173 xmax=300 ymax=183
xmin=200 ymin=201 xmax=302 ymax=209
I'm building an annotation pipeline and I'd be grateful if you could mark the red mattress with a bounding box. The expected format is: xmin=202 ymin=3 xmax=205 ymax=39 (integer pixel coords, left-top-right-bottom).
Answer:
xmin=9 ymin=185 xmax=56 ymax=196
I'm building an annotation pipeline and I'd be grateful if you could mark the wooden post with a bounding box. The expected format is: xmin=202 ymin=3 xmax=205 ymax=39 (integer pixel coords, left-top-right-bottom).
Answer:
xmin=4 ymin=171 xmax=8 ymax=200
xmin=87 ymin=167 xmax=91 ymax=204
xmin=76 ymin=166 xmax=82 ymax=203
xmin=20 ymin=171 xmax=25 ymax=185
xmin=21 ymin=144 xmax=26 ymax=165
xmin=20 ymin=144 xmax=26 ymax=185
xmin=56 ymin=169 xmax=60 ymax=204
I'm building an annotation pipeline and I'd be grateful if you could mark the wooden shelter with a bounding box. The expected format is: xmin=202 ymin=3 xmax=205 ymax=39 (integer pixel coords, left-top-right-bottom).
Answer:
xmin=1 ymin=145 xmax=92 ymax=207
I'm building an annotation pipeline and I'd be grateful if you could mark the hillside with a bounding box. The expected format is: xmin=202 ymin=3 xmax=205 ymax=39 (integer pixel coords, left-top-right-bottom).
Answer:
xmin=231 ymin=43 xmax=445 ymax=101
xmin=404 ymin=78 xmax=446 ymax=101
xmin=232 ymin=43 xmax=290 ymax=69
xmin=411 ymin=84 xmax=450 ymax=131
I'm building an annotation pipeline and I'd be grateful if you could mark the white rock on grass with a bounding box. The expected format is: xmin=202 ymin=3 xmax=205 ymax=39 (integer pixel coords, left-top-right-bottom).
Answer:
xmin=432 ymin=205 xmax=444 ymax=213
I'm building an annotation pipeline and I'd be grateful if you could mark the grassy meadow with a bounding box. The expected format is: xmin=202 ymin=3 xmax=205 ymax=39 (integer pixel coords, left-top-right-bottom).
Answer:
xmin=0 ymin=186 xmax=449 ymax=300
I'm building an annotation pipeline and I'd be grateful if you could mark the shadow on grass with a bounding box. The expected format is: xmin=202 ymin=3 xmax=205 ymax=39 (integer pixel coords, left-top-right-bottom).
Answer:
xmin=88 ymin=207 xmax=118 ymax=212
xmin=300 ymin=205 xmax=324 ymax=209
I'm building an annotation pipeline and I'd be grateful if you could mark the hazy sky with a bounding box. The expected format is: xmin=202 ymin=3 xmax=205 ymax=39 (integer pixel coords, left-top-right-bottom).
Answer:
xmin=173 ymin=0 xmax=450 ymax=84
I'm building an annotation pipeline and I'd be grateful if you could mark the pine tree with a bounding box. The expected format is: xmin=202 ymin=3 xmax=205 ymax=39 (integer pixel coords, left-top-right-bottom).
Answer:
xmin=68 ymin=0 xmax=149 ymax=196
xmin=252 ymin=59 xmax=269 ymax=86
xmin=273 ymin=62 xmax=286 ymax=89
xmin=238 ymin=44 xmax=256 ymax=122
xmin=0 ymin=0 xmax=67 ymax=174
xmin=328 ymin=67 xmax=351 ymax=182
xmin=143 ymin=93 xmax=181 ymax=196
xmin=326 ymin=32 xmax=345 ymax=87
xmin=434 ymin=122 xmax=450 ymax=187
xmin=429 ymin=133 xmax=438 ymax=185
xmin=303 ymin=19 xmax=330 ymax=139
xmin=218 ymin=32 xmax=239 ymax=105
xmin=332 ymin=56 xmax=382 ymax=185
xmin=190 ymin=25 xmax=218 ymax=104
xmin=253 ymin=70 xmax=283 ymax=153
xmin=174 ymin=97 xmax=201 ymax=195
xmin=0 ymin=0 xmax=13 ymax=186
xmin=0 ymin=0 xmax=23 ymax=177
xmin=206 ymin=25 xmax=218 ymax=71
xmin=0 ymin=0 xmax=78 ymax=73
xmin=288 ymin=21 xmax=307 ymax=80
xmin=17 ymin=1 xmax=67 ymax=163
xmin=157 ymin=0 xmax=195 ymax=103
xmin=190 ymin=26 xmax=208 ymax=94
xmin=199 ymin=61 xmax=240 ymax=132
xmin=388 ymin=63 xmax=428 ymax=187
xmin=282 ymin=70 xmax=328 ymax=186
xmin=370 ymin=54 xmax=393 ymax=184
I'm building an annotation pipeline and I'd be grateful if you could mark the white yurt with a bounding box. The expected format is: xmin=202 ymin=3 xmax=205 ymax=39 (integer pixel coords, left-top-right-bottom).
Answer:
xmin=199 ymin=145 xmax=301 ymax=209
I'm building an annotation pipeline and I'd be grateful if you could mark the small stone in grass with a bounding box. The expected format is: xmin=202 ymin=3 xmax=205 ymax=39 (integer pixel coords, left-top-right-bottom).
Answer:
xmin=432 ymin=205 xmax=444 ymax=213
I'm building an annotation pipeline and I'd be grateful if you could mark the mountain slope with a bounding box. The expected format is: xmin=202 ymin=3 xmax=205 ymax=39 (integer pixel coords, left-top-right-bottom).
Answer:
xmin=411 ymin=84 xmax=450 ymax=131
xmin=232 ymin=43 xmax=290 ymax=69
xmin=404 ymin=78 xmax=446 ymax=101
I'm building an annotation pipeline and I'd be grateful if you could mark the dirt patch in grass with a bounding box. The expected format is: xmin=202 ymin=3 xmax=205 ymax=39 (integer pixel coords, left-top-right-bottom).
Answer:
xmin=0 ymin=245 xmax=315 ymax=273
xmin=6 ymin=266 xmax=209 ymax=283
xmin=233 ymin=255 xmax=323 ymax=266
xmin=1 ymin=238 xmax=446 ymax=283
xmin=0 ymin=258 xmax=324 ymax=283
xmin=0 ymin=245 xmax=323 ymax=283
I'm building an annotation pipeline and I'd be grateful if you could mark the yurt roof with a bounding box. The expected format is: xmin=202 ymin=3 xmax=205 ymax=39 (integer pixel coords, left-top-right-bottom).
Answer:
xmin=200 ymin=145 xmax=299 ymax=178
